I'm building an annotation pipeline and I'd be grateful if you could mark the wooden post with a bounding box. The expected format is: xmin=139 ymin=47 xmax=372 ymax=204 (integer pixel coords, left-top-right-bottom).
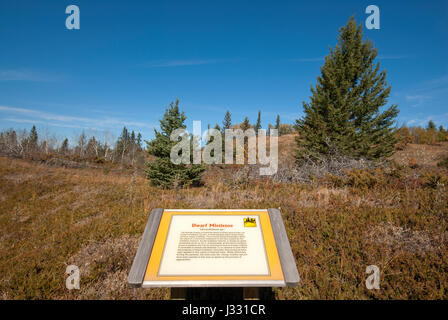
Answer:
xmin=127 ymin=208 xmax=163 ymax=288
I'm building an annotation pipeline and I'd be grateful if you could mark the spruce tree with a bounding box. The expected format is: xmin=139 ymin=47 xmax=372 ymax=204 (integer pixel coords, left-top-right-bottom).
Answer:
xmin=275 ymin=115 xmax=281 ymax=136
xmin=28 ymin=125 xmax=38 ymax=153
xmin=427 ymin=120 xmax=436 ymax=130
xmin=136 ymin=133 xmax=142 ymax=151
xmin=295 ymin=17 xmax=398 ymax=161
xmin=145 ymin=99 xmax=204 ymax=189
xmin=222 ymin=110 xmax=232 ymax=133
xmin=254 ymin=111 xmax=262 ymax=134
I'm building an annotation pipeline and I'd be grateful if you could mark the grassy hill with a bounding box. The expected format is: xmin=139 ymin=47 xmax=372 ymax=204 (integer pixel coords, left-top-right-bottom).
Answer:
xmin=0 ymin=138 xmax=447 ymax=299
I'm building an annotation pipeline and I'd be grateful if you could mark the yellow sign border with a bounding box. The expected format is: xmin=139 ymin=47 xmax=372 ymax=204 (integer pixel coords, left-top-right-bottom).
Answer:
xmin=143 ymin=210 xmax=284 ymax=282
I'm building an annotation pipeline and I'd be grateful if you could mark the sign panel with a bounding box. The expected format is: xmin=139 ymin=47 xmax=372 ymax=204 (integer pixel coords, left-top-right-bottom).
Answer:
xmin=142 ymin=209 xmax=285 ymax=287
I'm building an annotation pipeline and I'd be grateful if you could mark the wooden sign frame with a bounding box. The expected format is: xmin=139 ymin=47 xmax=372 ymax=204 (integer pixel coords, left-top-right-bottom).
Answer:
xmin=128 ymin=208 xmax=299 ymax=288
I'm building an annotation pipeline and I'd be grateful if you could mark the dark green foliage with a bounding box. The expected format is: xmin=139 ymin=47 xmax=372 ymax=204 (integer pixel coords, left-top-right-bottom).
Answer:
xmin=145 ymin=99 xmax=204 ymax=189
xmin=136 ymin=133 xmax=142 ymax=151
xmin=275 ymin=114 xmax=280 ymax=130
xmin=254 ymin=111 xmax=262 ymax=134
xmin=27 ymin=125 xmax=39 ymax=152
xmin=295 ymin=17 xmax=399 ymax=161
xmin=115 ymin=126 xmax=143 ymax=163
xmin=427 ymin=120 xmax=436 ymax=130
xmin=145 ymin=157 xmax=204 ymax=189
xmin=222 ymin=110 xmax=232 ymax=133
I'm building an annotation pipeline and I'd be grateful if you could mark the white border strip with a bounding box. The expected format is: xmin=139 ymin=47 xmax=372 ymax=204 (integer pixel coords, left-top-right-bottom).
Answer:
xmin=142 ymin=280 xmax=285 ymax=288
xmin=164 ymin=209 xmax=268 ymax=212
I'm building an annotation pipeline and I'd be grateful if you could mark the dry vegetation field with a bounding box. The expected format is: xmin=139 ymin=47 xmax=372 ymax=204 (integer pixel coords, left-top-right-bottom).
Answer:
xmin=1 ymin=136 xmax=447 ymax=299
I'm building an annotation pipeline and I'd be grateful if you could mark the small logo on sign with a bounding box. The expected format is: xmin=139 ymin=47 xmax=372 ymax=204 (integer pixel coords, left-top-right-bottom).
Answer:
xmin=244 ymin=217 xmax=256 ymax=227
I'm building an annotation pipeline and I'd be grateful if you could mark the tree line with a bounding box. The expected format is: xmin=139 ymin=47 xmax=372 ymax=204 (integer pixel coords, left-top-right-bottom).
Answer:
xmin=1 ymin=17 xmax=446 ymax=188
xmin=396 ymin=121 xmax=447 ymax=147
xmin=0 ymin=125 xmax=144 ymax=166
xmin=0 ymin=108 xmax=290 ymax=168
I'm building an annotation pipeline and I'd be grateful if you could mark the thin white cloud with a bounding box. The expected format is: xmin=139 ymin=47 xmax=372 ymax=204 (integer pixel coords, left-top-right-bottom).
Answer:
xmin=3 ymin=118 xmax=84 ymax=129
xmin=405 ymin=113 xmax=448 ymax=127
xmin=0 ymin=105 xmax=155 ymax=130
xmin=405 ymin=94 xmax=432 ymax=107
xmin=396 ymin=74 xmax=448 ymax=110
xmin=143 ymin=59 xmax=232 ymax=68
xmin=0 ymin=69 xmax=62 ymax=82
xmin=420 ymin=75 xmax=448 ymax=92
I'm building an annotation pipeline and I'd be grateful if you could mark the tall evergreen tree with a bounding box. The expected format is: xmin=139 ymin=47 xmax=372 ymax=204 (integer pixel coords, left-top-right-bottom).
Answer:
xmin=145 ymin=99 xmax=204 ymax=189
xmin=222 ymin=110 xmax=232 ymax=133
xmin=28 ymin=125 xmax=39 ymax=152
xmin=136 ymin=133 xmax=142 ymax=151
xmin=275 ymin=115 xmax=281 ymax=135
xmin=295 ymin=17 xmax=398 ymax=160
xmin=254 ymin=111 xmax=262 ymax=134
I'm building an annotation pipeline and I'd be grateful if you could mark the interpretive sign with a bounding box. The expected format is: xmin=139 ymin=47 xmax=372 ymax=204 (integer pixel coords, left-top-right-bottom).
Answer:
xmin=128 ymin=209 xmax=299 ymax=288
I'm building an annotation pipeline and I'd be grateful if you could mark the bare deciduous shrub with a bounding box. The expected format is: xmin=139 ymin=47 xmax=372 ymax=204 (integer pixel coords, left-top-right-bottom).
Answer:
xmin=227 ymin=154 xmax=378 ymax=185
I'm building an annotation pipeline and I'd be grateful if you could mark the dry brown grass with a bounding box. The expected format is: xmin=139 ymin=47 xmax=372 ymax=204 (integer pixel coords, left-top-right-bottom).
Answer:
xmin=392 ymin=142 xmax=448 ymax=167
xmin=0 ymin=139 xmax=447 ymax=300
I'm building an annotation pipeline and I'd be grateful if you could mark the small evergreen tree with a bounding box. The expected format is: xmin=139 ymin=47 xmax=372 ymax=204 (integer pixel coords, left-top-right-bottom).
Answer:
xmin=222 ymin=110 xmax=232 ymax=133
xmin=275 ymin=115 xmax=281 ymax=136
xmin=254 ymin=111 xmax=262 ymax=134
xmin=295 ymin=17 xmax=399 ymax=161
xmin=427 ymin=120 xmax=436 ymax=130
xmin=145 ymin=99 xmax=204 ymax=189
xmin=275 ymin=115 xmax=280 ymax=129
xmin=136 ymin=133 xmax=142 ymax=151
xmin=130 ymin=130 xmax=136 ymax=145
xmin=27 ymin=125 xmax=39 ymax=153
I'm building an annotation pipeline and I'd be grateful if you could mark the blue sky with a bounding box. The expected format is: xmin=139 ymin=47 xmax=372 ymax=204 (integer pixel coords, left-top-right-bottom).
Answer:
xmin=0 ymin=0 xmax=447 ymax=143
